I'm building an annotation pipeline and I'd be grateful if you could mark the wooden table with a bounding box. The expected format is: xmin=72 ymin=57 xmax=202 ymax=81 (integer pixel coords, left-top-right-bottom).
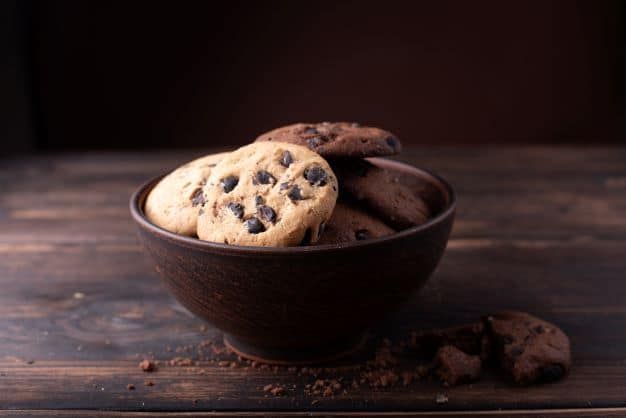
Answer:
xmin=1 ymin=147 xmax=625 ymax=417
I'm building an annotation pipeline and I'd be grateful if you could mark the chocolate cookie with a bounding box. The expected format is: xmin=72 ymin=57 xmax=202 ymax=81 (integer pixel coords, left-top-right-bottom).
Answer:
xmin=435 ymin=345 xmax=482 ymax=386
xmin=315 ymin=200 xmax=396 ymax=245
xmin=255 ymin=122 xmax=401 ymax=158
xmin=144 ymin=152 xmax=228 ymax=236
xmin=483 ymin=311 xmax=571 ymax=385
xmin=197 ymin=142 xmax=338 ymax=247
xmin=332 ymin=159 xmax=430 ymax=229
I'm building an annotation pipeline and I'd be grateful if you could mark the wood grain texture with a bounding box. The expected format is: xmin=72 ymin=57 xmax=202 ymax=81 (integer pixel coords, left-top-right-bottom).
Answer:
xmin=0 ymin=147 xmax=625 ymax=415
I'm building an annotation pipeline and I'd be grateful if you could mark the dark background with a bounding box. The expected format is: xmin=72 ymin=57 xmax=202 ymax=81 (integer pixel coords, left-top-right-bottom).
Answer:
xmin=2 ymin=0 xmax=624 ymax=155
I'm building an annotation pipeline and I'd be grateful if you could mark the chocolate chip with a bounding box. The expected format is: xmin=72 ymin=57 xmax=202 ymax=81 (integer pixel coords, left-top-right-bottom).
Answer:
xmin=502 ymin=336 xmax=514 ymax=345
xmin=307 ymin=137 xmax=324 ymax=149
xmin=510 ymin=347 xmax=523 ymax=358
xmin=386 ymin=136 xmax=399 ymax=150
xmin=304 ymin=166 xmax=328 ymax=186
xmin=198 ymin=208 xmax=204 ymax=216
xmin=190 ymin=188 xmax=205 ymax=207
xmin=540 ymin=364 xmax=565 ymax=382
xmin=287 ymin=185 xmax=304 ymax=201
xmin=355 ymin=229 xmax=370 ymax=240
xmin=245 ymin=217 xmax=265 ymax=234
xmin=304 ymin=127 xmax=319 ymax=135
xmin=221 ymin=176 xmax=238 ymax=193
xmin=254 ymin=195 xmax=264 ymax=206
xmin=280 ymin=182 xmax=290 ymax=191
xmin=254 ymin=170 xmax=276 ymax=185
xmin=300 ymin=228 xmax=312 ymax=245
xmin=280 ymin=151 xmax=294 ymax=167
xmin=533 ymin=325 xmax=545 ymax=334
xmin=257 ymin=205 xmax=276 ymax=223
xmin=227 ymin=202 xmax=244 ymax=219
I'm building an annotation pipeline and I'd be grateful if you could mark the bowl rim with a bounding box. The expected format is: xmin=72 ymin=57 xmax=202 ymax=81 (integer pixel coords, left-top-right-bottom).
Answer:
xmin=129 ymin=157 xmax=456 ymax=255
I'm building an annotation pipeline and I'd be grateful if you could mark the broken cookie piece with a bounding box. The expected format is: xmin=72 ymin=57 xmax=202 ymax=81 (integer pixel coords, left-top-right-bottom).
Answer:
xmin=435 ymin=345 xmax=481 ymax=386
xmin=483 ymin=311 xmax=571 ymax=385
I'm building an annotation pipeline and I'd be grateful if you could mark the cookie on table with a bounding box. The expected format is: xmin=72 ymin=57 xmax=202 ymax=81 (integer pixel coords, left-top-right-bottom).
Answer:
xmin=315 ymin=200 xmax=395 ymax=245
xmin=483 ymin=311 xmax=571 ymax=385
xmin=435 ymin=345 xmax=482 ymax=386
xmin=197 ymin=142 xmax=338 ymax=247
xmin=144 ymin=152 xmax=228 ymax=236
xmin=255 ymin=122 xmax=401 ymax=158
xmin=331 ymin=159 xmax=430 ymax=229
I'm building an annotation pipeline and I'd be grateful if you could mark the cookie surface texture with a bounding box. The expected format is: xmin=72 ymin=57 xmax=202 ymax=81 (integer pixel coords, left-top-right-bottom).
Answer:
xmin=332 ymin=159 xmax=430 ymax=229
xmin=316 ymin=200 xmax=395 ymax=245
xmin=255 ymin=122 xmax=401 ymax=158
xmin=197 ymin=142 xmax=338 ymax=247
xmin=145 ymin=152 xmax=228 ymax=236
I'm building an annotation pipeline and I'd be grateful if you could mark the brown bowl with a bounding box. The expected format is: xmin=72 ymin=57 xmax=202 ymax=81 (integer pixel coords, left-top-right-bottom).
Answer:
xmin=130 ymin=158 xmax=456 ymax=364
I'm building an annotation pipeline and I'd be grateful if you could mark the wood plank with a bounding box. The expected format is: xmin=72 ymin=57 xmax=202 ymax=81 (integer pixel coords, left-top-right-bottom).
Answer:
xmin=4 ymin=408 xmax=626 ymax=417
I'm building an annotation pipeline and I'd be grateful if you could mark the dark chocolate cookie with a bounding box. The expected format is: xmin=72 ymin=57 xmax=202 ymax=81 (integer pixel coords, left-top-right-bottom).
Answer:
xmin=255 ymin=122 xmax=401 ymax=158
xmin=315 ymin=200 xmax=396 ymax=245
xmin=483 ymin=311 xmax=571 ymax=385
xmin=435 ymin=345 xmax=482 ymax=386
xmin=332 ymin=159 xmax=430 ymax=229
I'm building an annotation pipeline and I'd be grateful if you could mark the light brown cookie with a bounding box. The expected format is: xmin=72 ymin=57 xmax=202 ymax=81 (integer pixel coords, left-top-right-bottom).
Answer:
xmin=255 ymin=122 xmax=401 ymax=158
xmin=144 ymin=152 xmax=228 ymax=236
xmin=197 ymin=142 xmax=338 ymax=247
xmin=315 ymin=200 xmax=395 ymax=245
xmin=331 ymin=159 xmax=430 ymax=229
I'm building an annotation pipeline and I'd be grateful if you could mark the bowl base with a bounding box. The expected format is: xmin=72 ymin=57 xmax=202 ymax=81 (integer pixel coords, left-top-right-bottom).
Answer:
xmin=223 ymin=333 xmax=367 ymax=366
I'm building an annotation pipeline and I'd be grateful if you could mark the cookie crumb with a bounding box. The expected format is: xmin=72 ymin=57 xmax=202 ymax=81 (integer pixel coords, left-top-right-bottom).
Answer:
xmin=435 ymin=392 xmax=448 ymax=404
xmin=169 ymin=357 xmax=193 ymax=367
xmin=263 ymin=383 xmax=286 ymax=396
xmin=139 ymin=359 xmax=156 ymax=372
xmin=127 ymin=384 xmax=135 ymax=390
xmin=144 ymin=380 xmax=154 ymax=387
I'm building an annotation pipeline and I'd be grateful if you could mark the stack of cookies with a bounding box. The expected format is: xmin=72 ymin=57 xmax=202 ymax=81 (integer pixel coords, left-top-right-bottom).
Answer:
xmin=145 ymin=122 xmax=434 ymax=247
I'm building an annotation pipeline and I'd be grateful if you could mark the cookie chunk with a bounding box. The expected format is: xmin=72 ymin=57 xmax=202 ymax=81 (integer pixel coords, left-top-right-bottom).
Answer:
xmin=435 ymin=345 xmax=482 ymax=386
xmin=315 ymin=200 xmax=395 ymax=245
xmin=332 ymin=159 xmax=430 ymax=229
xmin=411 ymin=322 xmax=487 ymax=358
xmin=483 ymin=311 xmax=571 ymax=385
xmin=255 ymin=122 xmax=401 ymax=158
xmin=197 ymin=142 xmax=338 ymax=247
xmin=144 ymin=152 xmax=228 ymax=236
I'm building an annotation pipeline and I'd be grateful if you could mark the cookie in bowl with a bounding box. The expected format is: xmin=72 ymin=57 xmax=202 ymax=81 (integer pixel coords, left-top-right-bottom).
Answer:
xmin=255 ymin=122 xmax=401 ymax=158
xmin=197 ymin=142 xmax=338 ymax=247
xmin=144 ymin=152 xmax=228 ymax=236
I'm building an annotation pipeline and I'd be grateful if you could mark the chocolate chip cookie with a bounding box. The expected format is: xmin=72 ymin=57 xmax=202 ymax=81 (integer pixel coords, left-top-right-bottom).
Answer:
xmin=483 ymin=311 xmax=571 ymax=385
xmin=255 ymin=122 xmax=401 ymax=158
xmin=332 ymin=159 xmax=430 ymax=229
xmin=315 ymin=200 xmax=395 ymax=245
xmin=144 ymin=152 xmax=228 ymax=236
xmin=197 ymin=142 xmax=338 ymax=247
